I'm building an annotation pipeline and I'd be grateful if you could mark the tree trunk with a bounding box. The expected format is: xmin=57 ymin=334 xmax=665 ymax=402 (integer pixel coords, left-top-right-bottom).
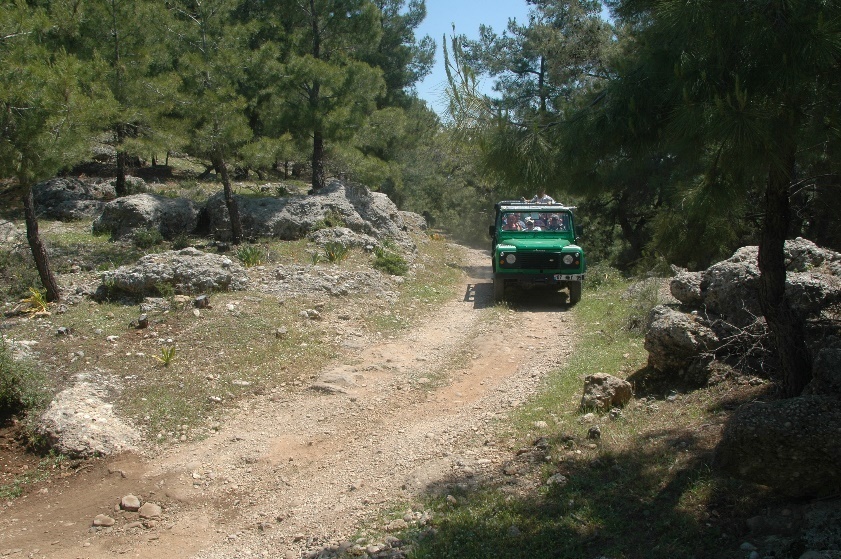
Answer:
xmin=309 ymin=0 xmax=325 ymax=192
xmin=312 ymin=127 xmax=325 ymax=191
xmin=213 ymin=151 xmax=243 ymax=245
xmin=23 ymin=187 xmax=61 ymax=303
xmin=757 ymin=146 xmax=812 ymax=397
xmin=115 ymin=125 xmax=127 ymax=196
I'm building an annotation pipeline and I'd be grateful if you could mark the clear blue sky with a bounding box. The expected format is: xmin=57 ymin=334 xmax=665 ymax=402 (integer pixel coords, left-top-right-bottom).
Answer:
xmin=413 ymin=0 xmax=531 ymax=114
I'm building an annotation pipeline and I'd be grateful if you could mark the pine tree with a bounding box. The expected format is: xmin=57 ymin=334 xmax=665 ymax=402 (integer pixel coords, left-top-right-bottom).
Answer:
xmin=597 ymin=0 xmax=841 ymax=395
xmin=1 ymin=2 xmax=112 ymax=302
xmin=271 ymin=0 xmax=385 ymax=191
xmin=168 ymin=0 xmax=252 ymax=243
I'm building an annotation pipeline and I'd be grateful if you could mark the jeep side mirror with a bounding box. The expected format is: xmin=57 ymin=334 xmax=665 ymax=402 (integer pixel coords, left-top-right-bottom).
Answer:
xmin=488 ymin=225 xmax=496 ymax=237
xmin=575 ymin=225 xmax=584 ymax=239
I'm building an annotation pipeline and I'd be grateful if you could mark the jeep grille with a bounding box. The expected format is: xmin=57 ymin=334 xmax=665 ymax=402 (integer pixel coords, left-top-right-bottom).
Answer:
xmin=518 ymin=252 xmax=561 ymax=269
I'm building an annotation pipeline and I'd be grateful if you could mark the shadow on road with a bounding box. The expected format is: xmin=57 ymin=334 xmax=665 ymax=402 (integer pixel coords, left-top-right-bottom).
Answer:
xmin=465 ymin=283 xmax=574 ymax=312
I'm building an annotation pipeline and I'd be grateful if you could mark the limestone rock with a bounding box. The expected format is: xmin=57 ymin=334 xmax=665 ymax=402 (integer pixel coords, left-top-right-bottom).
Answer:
xmin=201 ymin=180 xmax=415 ymax=251
xmin=33 ymin=177 xmax=116 ymax=220
xmin=35 ymin=382 xmax=140 ymax=458
xmin=121 ymin=494 xmax=141 ymax=511
xmin=98 ymin=247 xmax=249 ymax=297
xmin=714 ymin=395 xmax=841 ymax=498
xmin=670 ymin=270 xmax=703 ymax=306
xmin=92 ymin=193 xmax=200 ymax=240
xmin=644 ymin=305 xmax=719 ymax=373
xmin=804 ymin=348 xmax=841 ymax=396
xmin=138 ymin=502 xmax=162 ymax=519
xmin=580 ymin=373 xmax=633 ymax=411
xmin=93 ymin=514 xmax=115 ymax=527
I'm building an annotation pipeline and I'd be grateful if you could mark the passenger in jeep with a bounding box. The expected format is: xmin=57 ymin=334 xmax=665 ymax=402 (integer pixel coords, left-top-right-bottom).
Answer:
xmin=546 ymin=215 xmax=565 ymax=231
xmin=502 ymin=214 xmax=522 ymax=231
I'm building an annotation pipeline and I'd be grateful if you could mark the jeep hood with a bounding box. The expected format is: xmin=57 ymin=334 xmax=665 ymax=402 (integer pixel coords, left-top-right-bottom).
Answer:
xmin=498 ymin=238 xmax=575 ymax=250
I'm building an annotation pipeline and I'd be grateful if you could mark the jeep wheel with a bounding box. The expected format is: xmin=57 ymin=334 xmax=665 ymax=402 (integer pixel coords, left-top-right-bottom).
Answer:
xmin=568 ymin=282 xmax=582 ymax=305
xmin=493 ymin=278 xmax=505 ymax=302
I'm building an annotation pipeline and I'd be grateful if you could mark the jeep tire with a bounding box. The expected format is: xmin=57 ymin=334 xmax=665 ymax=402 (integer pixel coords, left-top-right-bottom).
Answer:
xmin=493 ymin=278 xmax=505 ymax=302
xmin=568 ymin=281 xmax=582 ymax=305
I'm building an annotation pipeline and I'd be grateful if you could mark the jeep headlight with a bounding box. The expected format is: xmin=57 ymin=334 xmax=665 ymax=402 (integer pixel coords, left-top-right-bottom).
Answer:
xmin=505 ymin=253 xmax=517 ymax=265
xmin=562 ymin=254 xmax=575 ymax=265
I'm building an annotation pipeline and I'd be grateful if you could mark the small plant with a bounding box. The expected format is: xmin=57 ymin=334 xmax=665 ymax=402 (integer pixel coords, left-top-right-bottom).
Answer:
xmin=21 ymin=287 xmax=50 ymax=314
xmin=171 ymin=234 xmax=192 ymax=250
xmin=155 ymin=282 xmax=178 ymax=307
xmin=310 ymin=251 xmax=322 ymax=265
xmin=373 ymin=247 xmax=409 ymax=276
xmin=313 ymin=209 xmax=347 ymax=230
xmin=236 ymin=244 xmax=265 ymax=267
xmin=323 ymin=241 xmax=350 ymax=263
xmin=134 ymin=228 xmax=164 ymax=249
xmin=154 ymin=346 xmax=176 ymax=367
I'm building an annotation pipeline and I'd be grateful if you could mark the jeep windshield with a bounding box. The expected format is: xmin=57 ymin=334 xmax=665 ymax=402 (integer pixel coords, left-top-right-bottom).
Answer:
xmin=498 ymin=209 xmax=572 ymax=234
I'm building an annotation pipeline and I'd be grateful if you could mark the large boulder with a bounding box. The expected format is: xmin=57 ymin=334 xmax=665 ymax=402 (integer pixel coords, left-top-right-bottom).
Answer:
xmin=669 ymin=270 xmax=703 ymax=307
xmin=99 ymin=247 xmax=249 ymax=297
xmin=92 ymin=193 xmax=200 ymax=240
xmin=201 ymin=180 xmax=416 ymax=250
xmin=699 ymin=247 xmax=762 ymax=327
xmin=580 ymin=373 xmax=633 ymax=411
xmin=644 ymin=305 xmax=719 ymax=373
xmin=714 ymin=395 xmax=841 ymax=498
xmin=33 ymin=177 xmax=116 ymax=220
xmin=35 ymin=383 xmax=141 ymax=458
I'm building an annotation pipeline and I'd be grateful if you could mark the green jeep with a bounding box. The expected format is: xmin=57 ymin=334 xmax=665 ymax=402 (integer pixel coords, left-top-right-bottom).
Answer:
xmin=489 ymin=201 xmax=586 ymax=304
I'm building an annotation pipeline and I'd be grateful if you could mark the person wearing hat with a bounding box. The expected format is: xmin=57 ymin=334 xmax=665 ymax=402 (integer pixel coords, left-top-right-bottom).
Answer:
xmin=524 ymin=217 xmax=541 ymax=231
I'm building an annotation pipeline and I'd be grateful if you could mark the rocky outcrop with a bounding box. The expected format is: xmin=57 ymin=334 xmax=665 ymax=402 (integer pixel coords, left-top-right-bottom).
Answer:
xmin=307 ymin=227 xmax=379 ymax=250
xmin=669 ymin=239 xmax=841 ymax=328
xmin=35 ymin=383 xmax=141 ymax=458
xmin=92 ymin=193 xmax=200 ymax=240
xmin=714 ymin=395 xmax=841 ymax=498
xmin=33 ymin=177 xmax=116 ymax=220
xmin=98 ymin=247 xmax=249 ymax=297
xmin=580 ymin=373 xmax=633 ymax=411
xmin=201 ymin=180 xmax=416 ymax=250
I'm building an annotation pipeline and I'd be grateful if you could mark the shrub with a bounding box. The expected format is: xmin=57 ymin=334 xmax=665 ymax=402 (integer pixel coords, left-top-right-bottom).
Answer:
xmin=313 ymin=209 xmax=347 ymax=230
xmin=0 ymin=341 xmax=51 ymax=422
xmin=171 ymin=234 xmax=191 ymax=250
xmin=133 ymin=228 xmax=164 ymax=249
xmin=373 ymin=247 xmax=409 ymax=276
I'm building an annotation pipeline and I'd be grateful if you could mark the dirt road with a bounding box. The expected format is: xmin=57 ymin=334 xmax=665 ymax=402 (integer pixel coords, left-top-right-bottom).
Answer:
xmin=0 ymin=246 xmax=577 ymax=558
